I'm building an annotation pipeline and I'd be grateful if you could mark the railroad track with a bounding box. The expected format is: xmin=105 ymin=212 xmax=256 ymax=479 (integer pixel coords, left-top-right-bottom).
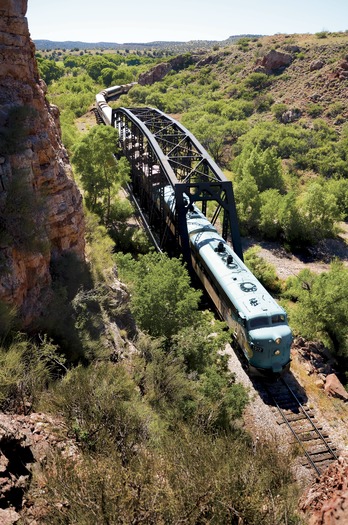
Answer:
xmin=259 ymin=376 xmax=338 ymax=475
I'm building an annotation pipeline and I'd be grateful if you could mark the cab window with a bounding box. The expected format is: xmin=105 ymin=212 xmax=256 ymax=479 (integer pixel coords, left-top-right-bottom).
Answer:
xmin=271 ymin=314 xmax=286 ymax=324
xmin=249 ymin=317 xmax=269 ymax=329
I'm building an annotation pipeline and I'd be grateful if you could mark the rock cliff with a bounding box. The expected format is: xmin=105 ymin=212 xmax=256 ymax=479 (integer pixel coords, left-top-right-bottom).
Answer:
xmin=300 ymin=455 xmax=348 ymax=525
xmin=0 ymin=0 xmax=85 ymax=325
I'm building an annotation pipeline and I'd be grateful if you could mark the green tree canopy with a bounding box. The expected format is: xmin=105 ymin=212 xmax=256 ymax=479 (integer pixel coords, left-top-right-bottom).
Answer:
xmin=233 ymin=173 xmax=261 ymax=235
xmin=299 ymin=182 xmax=342 ymax=242
xmin=238 ymin=146 xmax=285 ymax=193
xmin=37 ymin=58 xmax=64 ymax=85
xmin=285 ymin=261 xmax=348 ymax=357
xmin=72 ymin=126 xmax=130 ymax=222
xmin=116 ymin=252 xmax=202 ymax=339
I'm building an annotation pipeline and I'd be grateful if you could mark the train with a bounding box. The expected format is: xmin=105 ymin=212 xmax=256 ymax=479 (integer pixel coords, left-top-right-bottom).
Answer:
xmin=96 ymin=85 xmax=292 ymax=375
xmin=95 ymin=83 xmax=137 ymax=125
xmin=161 ymin=186 xmax=292 ymax=375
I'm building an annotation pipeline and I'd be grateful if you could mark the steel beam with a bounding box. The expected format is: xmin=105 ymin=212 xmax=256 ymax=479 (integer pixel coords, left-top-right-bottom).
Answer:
xmin=113 ymin=107 xmax=243 ymax=262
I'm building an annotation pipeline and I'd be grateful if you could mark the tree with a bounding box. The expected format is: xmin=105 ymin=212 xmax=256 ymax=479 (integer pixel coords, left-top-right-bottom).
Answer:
xmin=116 ymin=252 xmax=202 ymax=339
xmin=299 ymin=182 xmax=342 ymax=242
xmin=37 ymin=57 xmax=64 ymax=85
xmin=278 ymin=192 xmax=306 ymax=247
xmin=285 ymin=261 xmax=348 ymax=358
xmin=72 ymin=126 xmax=130 ymax=222
xmin=233 ymin=174 xmax=261 ymax=235
xmin=259 ymin=189 xmax=283 ymax=240
xmin=172 ymin=310 xmax=230 ymax=374
xmin=241 ymin=146 xmax=285 ymax=193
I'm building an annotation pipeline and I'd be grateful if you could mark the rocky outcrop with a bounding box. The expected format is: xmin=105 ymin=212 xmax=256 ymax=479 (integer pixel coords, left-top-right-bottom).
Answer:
xmin=255 ymin=49 xmax=293 ymax=74
xmin=300 ymin=455 xmax=348 ymax=525
xmin=0 ymin=412 xmax=78 ymax=523
xmin=280 ymin=108 xmax=302 ymax=123
xmin=333 ymin=56 xmax=348 ymax=80
xmin=324 ymin=374 xmax=348 ymax=402
xmin=0 ymin=0 xmax=85 ymax=325
xmin=138 ymin=61 xmax=172 ymax=85
xmin=138 ymin=54 xmax=195 ymax=85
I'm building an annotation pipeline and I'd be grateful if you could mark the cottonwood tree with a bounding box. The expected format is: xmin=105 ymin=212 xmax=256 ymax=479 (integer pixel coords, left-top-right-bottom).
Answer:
xmin=286 ymin=261 xmax=348 ymax=359
xmin=72 ymin=126 xmax=130 ymax=223
xmin=116 ymin=252 xmax=202 ymax=339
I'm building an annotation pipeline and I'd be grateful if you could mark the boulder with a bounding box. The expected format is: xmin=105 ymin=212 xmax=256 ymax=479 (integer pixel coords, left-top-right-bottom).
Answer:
xmin=255 ymin=49 xmax=293 ymax=74
xmin=324 ymin=374 xmax=348 ymax=402
xmin=310 ymin=60 xmax=324 ymax=71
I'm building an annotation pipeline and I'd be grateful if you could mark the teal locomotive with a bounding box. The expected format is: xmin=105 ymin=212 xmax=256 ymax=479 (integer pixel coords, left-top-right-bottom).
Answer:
xmin=164 ymin=186 xmax=292 ymax=375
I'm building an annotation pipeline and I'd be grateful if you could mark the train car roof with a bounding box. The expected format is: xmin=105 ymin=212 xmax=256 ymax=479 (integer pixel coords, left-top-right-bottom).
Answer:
xmin=188 ymin=216 xmax=285 ymax=320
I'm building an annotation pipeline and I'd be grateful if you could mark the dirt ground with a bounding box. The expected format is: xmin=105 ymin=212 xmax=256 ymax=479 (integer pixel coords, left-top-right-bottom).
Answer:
xmin=242 ymin=222 xmax=348 ymax=280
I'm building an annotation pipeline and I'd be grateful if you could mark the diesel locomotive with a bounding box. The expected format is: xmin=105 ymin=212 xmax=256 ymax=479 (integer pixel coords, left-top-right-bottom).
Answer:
xmin=162 ymin=186 xmax=292 ymax=375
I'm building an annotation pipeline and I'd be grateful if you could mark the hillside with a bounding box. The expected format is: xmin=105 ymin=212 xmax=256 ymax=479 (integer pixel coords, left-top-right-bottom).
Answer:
xmin=33 ymin=34 xmax=262 ymax=52
xmin=1 ymin=21 xmax=348 ymax=523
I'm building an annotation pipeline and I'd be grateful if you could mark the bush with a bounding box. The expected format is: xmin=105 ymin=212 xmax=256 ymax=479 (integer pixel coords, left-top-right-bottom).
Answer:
xmin=0 ymin=335 xmax=66 ymax=412
xmin=307 ymin=103 xmax=323 ymax=117
xmin=36 ymin=425 xmax=301 ymax=525
xmin=46 ymin=362 xmax=149 ymax=459
xmin=115 ymin=252 xmax=201 ymax=339
xmin=285 ymin=261 xmax=348 ymax=358
xmin=272 ymin=103 xmax=288 ymax=121
xmin=244 ymin=72 xmax=271 ymax=91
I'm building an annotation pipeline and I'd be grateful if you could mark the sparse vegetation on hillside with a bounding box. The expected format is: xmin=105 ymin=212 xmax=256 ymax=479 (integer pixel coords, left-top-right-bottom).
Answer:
xmin=5 ymin=33 xmax=348 ymax=521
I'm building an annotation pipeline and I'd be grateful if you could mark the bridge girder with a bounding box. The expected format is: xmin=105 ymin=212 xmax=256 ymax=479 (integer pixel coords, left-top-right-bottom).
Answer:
xmin=113 ymin=106 xmax=243 ymax=262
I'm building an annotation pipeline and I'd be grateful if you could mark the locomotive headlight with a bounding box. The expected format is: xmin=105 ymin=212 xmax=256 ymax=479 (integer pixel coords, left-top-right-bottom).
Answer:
xmin=274 ymin=349 xmax=281 ymax=356
xmin=275 ymin=337 xmax=282 ymax=345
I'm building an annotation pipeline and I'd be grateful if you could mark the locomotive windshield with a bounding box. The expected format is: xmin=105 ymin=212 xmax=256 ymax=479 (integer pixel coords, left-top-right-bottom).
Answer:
xmin=249 ymin=316 xmax=269 ymax=329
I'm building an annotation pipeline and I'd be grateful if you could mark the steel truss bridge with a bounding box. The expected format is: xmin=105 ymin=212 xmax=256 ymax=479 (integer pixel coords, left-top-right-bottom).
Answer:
xmin=110 ymin=106 xmax=243 ymax=265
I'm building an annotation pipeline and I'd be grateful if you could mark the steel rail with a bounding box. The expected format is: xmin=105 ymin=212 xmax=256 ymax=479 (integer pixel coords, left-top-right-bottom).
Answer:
xmin=280 ymin=378 xmax=338 ymax=461
xmin=265 ymin=383 xmax=322 ymax=476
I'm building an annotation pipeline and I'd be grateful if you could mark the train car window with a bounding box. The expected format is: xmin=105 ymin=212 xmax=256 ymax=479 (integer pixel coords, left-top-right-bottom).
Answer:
xmin=249 ymin=317 xmax=269 ymax=328
xmin=271 ymin=314 xmax=286 ymax=324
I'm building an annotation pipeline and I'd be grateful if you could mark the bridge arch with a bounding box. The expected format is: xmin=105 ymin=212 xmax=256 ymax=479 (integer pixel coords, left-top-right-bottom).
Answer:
xmin=96 ymin=86 xmax=243 ymax=263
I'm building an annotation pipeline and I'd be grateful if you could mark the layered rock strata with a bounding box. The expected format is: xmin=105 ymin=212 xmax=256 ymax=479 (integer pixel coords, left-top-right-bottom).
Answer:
xmin=0 ymin=0 xmax=85 ymax=324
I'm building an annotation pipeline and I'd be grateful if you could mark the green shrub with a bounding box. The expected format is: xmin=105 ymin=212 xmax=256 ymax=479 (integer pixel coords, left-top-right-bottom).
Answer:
xmin=272 ymin=103 xmax=288 ymax=121
xmin=0 ymin=335 xmax=66 ymax=412
xmin=327 ymin=101 xmax=345 ymax=117
xmin=244 ymin=72 xmax=271 ymax=90
xmin=285 ymin=261 xmax=348 ymax=358
xmin=307 ymin=103 xmax=323 ymax=117
xmin=115 ymin=252 xmax=201 ymax=339
xmin=37 ymin=426 xmax=301 ymax=525
xmin=47 ymin=362 xmax=149 ymax=457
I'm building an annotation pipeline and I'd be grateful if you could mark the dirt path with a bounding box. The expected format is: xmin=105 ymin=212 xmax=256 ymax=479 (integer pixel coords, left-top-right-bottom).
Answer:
xmin=242 ymin=223 xmax=348 ymax=280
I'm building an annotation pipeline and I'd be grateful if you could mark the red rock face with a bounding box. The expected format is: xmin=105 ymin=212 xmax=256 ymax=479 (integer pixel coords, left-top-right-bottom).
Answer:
xmin=0 ymin=0 xmax=85 ymax=325
xmin=300 ymin=456 xmax=348 ymax=525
